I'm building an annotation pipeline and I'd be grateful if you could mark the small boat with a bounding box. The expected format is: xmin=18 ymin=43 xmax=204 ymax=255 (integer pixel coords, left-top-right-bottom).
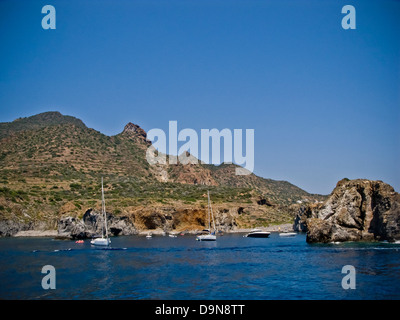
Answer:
xmin=279 ymin=232 xmax=297 ymax=237
xmin=196 ymin=191 xmax=217 ymax=241
xmin=91 ymin=177 xmax=111 ymax=247
xmin=245 ymin=229 xmax=270 ymax=238
xmin=146 ymin=233 xmax=152 ymax=239
xmin=91 ymin=237 xmax=111 ymax=246
xmin=169 ymin=233 xmax=177 ymax=238
xmin=197 ymin=233 xmax=216 ymax=241
xmin=75 ymin=240 xmax=84 ymax=244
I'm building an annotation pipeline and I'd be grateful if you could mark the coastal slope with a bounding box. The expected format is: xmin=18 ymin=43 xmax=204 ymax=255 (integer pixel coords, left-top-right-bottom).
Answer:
xmin=0 ymin=111 xmax=326 ymax=236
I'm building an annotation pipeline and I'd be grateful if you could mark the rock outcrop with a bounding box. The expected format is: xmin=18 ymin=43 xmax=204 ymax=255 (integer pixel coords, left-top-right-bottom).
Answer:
xmin=294 ymin=179 xmax=400 ymax=243
xmin=214 ymin=208 xmax=238 ymax=232
xmin=121 ymin=122 xmax=150 ymax=144
xmin=56 ymin=205 xmax=239 ymax=239
xmin=131 ymin=206 xmax=238 ymax=233
xmin=0 ymin=220 xmax=29 ymax=237
xmin=0 ymin=219 xmax=54 ymax=237
xmin=58 ymin=209 xmax=137 ymax=239
xmin=293 ymin=205 xmax=314 ymax=232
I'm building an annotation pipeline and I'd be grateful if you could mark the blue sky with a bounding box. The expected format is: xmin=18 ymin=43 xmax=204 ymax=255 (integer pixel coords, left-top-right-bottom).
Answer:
xmin=0 ymin=0 xmax=399 ymax=194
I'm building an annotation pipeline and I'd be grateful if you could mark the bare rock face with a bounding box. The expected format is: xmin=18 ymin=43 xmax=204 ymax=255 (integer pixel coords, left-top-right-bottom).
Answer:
xmin=293 ymin=205 xmax=314 ymax=232
xmin=214 ymin=208 xmax=238 ymax=232
xmin=58 ymin=209 xmax=137 ymax=239
xmin=298 ymin=179 xmax=400 ymax=243
xmin=131 ymin=206 xmax=237 ymax=233
xmin=0 ymin=219 xmax=54 ymax=237
xmin=0 ymin=220 xmax=29 ymax=237
xmin=57 ymin=205 xmax=240 ymax=238
xmin=122 ymin=122 xmax=150 ymax=145
xmin=123 ymin=122 xmax=146 ymax=137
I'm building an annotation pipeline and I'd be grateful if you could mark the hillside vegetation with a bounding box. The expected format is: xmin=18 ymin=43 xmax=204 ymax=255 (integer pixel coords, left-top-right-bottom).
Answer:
xmin=0 ymin=112 xmax=326 ymax=231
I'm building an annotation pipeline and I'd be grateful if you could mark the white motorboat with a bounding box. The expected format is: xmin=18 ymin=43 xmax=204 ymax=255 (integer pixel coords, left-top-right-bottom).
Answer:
xmin=279 ymin=232 xmax=297 ymax=237
xmin=90 ymin=177 xmax=111 ymax=247
xmin=196 ymin=191 xmax=217 ymax=241
xmin=146 ymin=233 xmax=152 ymax=239
xmin=245 ymin=229 xmax=270 ymax=238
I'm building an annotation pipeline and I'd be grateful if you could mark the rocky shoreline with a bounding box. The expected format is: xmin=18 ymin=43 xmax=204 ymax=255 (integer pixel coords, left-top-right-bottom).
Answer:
xmin=2 ymin=179 xmax=399 ymax=243
xmin=4 ymin=221 xmax=295 ymax=239
xmin=13 ymin=230 xmax=58 ymax=237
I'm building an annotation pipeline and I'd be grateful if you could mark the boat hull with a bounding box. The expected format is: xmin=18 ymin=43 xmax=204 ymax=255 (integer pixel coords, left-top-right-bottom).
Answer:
xmin=246 ymin=232 xmax=270 ymax=238
xmin=279 ymin=232 xmax=297 ymax=237
xmin=90 ymin=238 xmax=111 ymax=246
xmin=196 ymin=234 xmax=216 ymax=241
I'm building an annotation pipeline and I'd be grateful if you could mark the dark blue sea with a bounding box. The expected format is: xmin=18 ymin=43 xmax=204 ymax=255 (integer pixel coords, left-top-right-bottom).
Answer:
xmin=0 ymin=233 xmax=399 ymax=300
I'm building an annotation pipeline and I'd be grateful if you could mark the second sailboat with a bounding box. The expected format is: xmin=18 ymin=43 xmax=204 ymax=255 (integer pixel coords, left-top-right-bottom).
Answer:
xmin=196 ymin=190 xmax=217 ymax=241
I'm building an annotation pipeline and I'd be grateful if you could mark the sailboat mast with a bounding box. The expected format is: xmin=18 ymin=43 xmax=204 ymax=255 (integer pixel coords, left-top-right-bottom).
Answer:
xmin=210 ymin=196 xmax=216 ymax=234
xmin=102 ymin=177 xmax=109 ymax=239
xmin=207 ymin=190 xmax=211 ymax=234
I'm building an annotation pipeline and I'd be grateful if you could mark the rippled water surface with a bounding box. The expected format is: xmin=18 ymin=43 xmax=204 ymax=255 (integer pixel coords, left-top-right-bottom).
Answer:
xmin=1 ymin=233 xmax=399 ymax=299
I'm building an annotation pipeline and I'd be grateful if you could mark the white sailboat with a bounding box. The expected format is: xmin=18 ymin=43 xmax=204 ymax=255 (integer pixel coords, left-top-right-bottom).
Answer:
xmin=196 ymin=191 xmax=217 ymax=241
xmin=90 ymin=177 xmax=111 ymax=246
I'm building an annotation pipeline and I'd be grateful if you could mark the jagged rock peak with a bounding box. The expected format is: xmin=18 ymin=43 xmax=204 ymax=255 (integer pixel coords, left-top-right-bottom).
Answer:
xmin=123 ymin=122 xmax=147 ymax=139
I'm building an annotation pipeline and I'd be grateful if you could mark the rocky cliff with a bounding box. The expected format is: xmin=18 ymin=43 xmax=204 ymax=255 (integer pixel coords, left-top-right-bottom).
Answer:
xmin=58 ymin=209 xmax=137 ymax=239
xmin=294 ymin=179 xmax=400 ymax=243
xmin=57 ymin=204 xmax=239 ymax=239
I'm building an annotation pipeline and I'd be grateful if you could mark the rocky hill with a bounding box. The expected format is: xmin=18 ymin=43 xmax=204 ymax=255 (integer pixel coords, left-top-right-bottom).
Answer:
xmin=0 ymin=111 xmax=326 ymax=236
xmin=0 ymin=111 xmax=85 ymax=140
xmin=294 ymin=178 xmax=400 ymax=242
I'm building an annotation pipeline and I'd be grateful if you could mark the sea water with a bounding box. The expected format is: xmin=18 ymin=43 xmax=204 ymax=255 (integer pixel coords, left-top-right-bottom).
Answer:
xmin=0 ymin=233 xmax=399 ymax=300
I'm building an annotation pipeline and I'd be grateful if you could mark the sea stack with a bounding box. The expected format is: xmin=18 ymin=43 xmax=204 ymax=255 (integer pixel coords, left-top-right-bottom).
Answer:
xmin=294 ymin=179 xmax=400 ymax=243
